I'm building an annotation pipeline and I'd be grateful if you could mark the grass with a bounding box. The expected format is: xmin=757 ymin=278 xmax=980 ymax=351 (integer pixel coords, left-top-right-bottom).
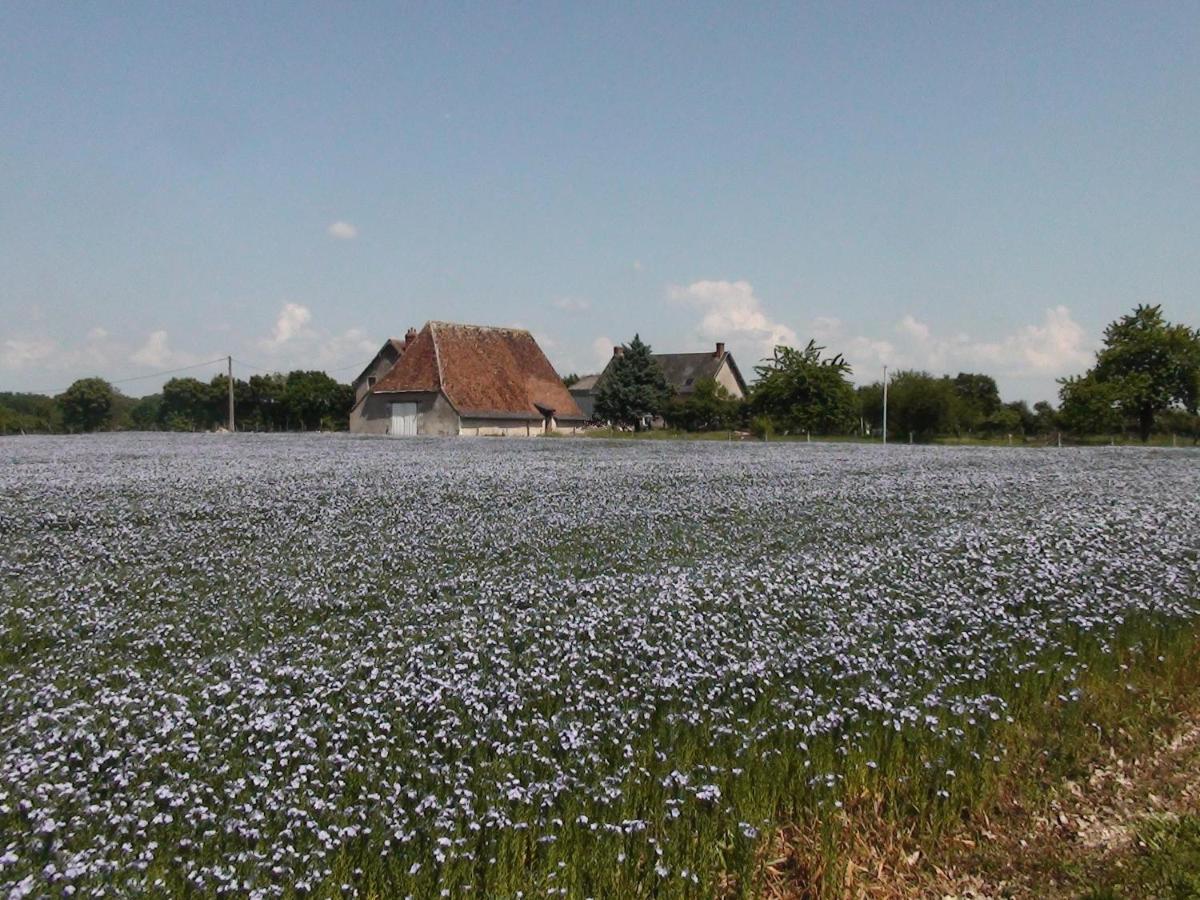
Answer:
xmin=1083 ymin=816 xmax=1200 ymax=900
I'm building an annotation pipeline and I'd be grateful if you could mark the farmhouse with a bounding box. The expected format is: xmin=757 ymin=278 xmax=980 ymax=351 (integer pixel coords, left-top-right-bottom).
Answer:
xmin=573 ymin=342 xmax=749 ymax=419
xmin=349 ymin=321 xmax=585 ymax=436
xmin=350 ymin=329 xmax=416 ymax=409
xmin=567 ymin=374 xmax=601 ymax=421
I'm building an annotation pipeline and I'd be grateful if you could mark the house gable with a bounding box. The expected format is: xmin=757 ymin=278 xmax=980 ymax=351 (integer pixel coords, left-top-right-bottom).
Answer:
xmin=371 ymin=321 xmax=584 ymax=422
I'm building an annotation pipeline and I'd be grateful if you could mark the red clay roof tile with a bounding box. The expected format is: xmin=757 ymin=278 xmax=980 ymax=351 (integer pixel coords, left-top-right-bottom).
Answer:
xmin=371 ymin=322 xmax=583 ymax=420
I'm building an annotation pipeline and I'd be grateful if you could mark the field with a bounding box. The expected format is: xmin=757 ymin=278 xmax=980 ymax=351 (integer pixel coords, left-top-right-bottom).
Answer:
xmin=1 ymin=434 xmax=1198 ymax=898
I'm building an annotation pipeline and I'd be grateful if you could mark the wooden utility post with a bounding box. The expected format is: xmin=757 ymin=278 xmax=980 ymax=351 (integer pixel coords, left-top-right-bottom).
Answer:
xmin=882 ymin=365 xmax=888 ymax=446
xmin=227 ymin=356 xmax=235 ymax=433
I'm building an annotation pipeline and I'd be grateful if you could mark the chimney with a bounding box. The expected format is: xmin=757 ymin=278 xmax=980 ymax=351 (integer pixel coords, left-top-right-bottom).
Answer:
xmin=404 ymin=326 xmax=418 ymax=348
xmin=613 ymin=346 xmax=624 ymax=358
xmin=714 ymin=341 xmax=725 ymax=358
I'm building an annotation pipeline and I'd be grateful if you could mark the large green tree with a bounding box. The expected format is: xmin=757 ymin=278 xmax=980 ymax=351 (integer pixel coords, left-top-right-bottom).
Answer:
xmin=283 ymin=370 xmax=354 ymax=430
xmin=1090 ymin=304 xmax=1200 ymax=441
xmin=950 ymin=372 xmax=1002 ymax=434
xmin=57 ymin=378 xmax=116 ymax=433
xmin=160 ymin=377 xmax=215 ymax=430
xmin=885 ymin=371 xmax=957 ymax=441
xmin=593 ymin=335 xmax=672 ymax=430
xmin=750 ymin=341 xmax=857 ymax=434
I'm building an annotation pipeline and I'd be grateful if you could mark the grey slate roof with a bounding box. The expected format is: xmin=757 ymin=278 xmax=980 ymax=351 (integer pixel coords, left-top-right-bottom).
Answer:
xmin=590 ymin=352 xmax=748 ymax=398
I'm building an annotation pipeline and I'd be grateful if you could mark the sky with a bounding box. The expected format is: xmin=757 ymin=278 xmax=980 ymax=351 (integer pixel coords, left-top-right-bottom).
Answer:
xmin=2 ymin=3 xmax=1198 ymax=403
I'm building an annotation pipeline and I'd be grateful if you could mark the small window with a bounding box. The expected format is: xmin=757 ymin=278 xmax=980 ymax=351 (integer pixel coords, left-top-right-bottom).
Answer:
xmin=685 ymin=378 xmax=694 ymax=386
xmin=367 ymin=376 xmax=377 ymax=387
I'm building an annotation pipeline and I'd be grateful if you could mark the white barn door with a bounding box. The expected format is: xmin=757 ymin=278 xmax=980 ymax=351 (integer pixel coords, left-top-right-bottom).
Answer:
xmin=389 ymin=402 xmax=417 ymax=436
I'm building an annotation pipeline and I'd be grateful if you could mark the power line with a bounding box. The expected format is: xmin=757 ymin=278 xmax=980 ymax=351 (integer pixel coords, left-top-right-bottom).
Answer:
xmin=108 ymin=357 xmax=229 ymax=385
xmin=30 ymin=357 xmax=230 ymax=398
xmin=233 ymin=358 xmax=360 ymax=376
xmin=20 ymin=355 xmax=359 ymax=398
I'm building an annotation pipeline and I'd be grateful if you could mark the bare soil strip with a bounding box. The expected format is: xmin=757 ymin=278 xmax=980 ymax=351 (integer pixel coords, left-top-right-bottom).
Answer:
xmin=761 ymin=688 xmax=1200 ymax=898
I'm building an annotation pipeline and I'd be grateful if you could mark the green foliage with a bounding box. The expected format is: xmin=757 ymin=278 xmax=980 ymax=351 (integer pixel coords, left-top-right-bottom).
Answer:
xmin=1133 ymin=814 xmax=1200 ymax=897
xmin=0 ymin=392 xmax=62 ymax=433
xmin=283 ymin=370 xmax=354 ymax=430
xmin=750 ymin=340 xmax=857 ymax=434
xmin=884 ymin=370 xmax=957 ymax=440
xmin=1063 ymin=304 xmax=1200 ymax=440
xmin=593 ymin=335 xmax=672 ymax=430
xmin=951 ymin=372 xmax=1002 ymax=431
xmin=1156 ymin=408 xmax=1200 ymax=444
xmin=1032 ymin=400 xmax=1058 ymax=435
xmin=856 ymin=382 xmax=884 ymax=435
xmin=128 ymin=394 xmax=162 ymax=429
xmin=159 ymin=377 xmax=213 ymax=430
xmin=57 ymin=378 xmax=116 ymax=432
xmin=3 ymin=368 xmax=356 ymax=435
xmin=561 ymin=373 xmax=580 ymax=388
xmin=1058 ymin=375 xmax=1126 ymax=437
xmin=1090 ymin=814 xmax=1200 ymax=899
xmin=664 ymin=378 xmax=741 ymax=432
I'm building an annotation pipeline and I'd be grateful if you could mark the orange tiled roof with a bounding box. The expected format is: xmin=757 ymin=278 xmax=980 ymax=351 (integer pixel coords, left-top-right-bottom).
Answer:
xmin=372 ymin=322 xmax=584 ymax=421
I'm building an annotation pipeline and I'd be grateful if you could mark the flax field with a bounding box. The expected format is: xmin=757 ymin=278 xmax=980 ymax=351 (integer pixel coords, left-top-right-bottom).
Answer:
xmin=1 ymin=434 xmax=1198 ymax=898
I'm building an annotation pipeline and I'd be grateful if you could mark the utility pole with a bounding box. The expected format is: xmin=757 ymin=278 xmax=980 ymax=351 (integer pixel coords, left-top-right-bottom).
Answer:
xmin=882 ymin=365 xmax=888 ymax=446
xmin=227 ymin=355 xmax=235 ymax=433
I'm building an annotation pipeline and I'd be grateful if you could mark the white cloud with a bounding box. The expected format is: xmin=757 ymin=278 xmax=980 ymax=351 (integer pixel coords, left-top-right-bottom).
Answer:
xmin=315 ymin=327 xmax=377 ymax=366
xmin=1 ymin=337 xmax=58 ymax=370
xmin=552 ymin=296 xmax=591 ymax=312
xmin=259 ymin=303 xmax=314 ymax=350
xmin=632 ymin=260 xmax=644 ymax=271
xmin=87 ymin=327 xmax=109 ymax=341
xmin=668 ymin=279 xmax=797 ymax=363
xmin=975 ymin=305 xmax=1092 ymax=374
xmin=815 ymin=306 xmax=1094 ymax=389
xmin=591 ymin=335 xmax=615 ymax=367
xmin=327 ymin=221 xmax=358 ymax=240
xmin=131 ymin=330 xmax=196 ymax=368
xmin=897 ymin=314 xmax=930 ymax=342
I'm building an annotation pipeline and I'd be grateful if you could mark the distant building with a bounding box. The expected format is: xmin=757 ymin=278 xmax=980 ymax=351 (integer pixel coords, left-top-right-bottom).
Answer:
xmin=349 ymin=329 xmax=417 ymax=415
xmin=572 ymin=342 xmax=749 ymax=421
xmin=350 ymin=321 xmax=585 ymax=437
xmin=568 ymin=374 xmax=601 ymax=421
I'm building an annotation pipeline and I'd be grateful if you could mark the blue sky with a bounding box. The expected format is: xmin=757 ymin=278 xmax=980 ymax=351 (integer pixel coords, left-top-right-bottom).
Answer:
xmin=2 ymin=2 xmax=1197 ymax=402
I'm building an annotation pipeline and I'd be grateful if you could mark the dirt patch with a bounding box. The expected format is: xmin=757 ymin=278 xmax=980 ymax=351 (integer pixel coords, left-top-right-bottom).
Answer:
xmin=759 ymin=692 xmax=1200 ymax=899
xmin=934 ymin=706 xmax=1200 ymax=898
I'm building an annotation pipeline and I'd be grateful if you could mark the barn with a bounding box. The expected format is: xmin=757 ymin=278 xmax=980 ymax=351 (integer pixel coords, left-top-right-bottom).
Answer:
xmin=349 ymin=321 xmax=585 ymax=436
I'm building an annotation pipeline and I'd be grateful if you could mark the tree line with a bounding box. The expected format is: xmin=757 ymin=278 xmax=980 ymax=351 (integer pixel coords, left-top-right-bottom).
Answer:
xmin=0 ymin=371 xmax=354 ymax=434
xmin=589 ymin=304 xmax=1200 ymax=443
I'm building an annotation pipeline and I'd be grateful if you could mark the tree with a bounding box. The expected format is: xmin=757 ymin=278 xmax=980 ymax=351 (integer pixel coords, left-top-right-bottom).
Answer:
xmin=950 ymin=373 xmax=1002 ymax=434
xmin=665 ymin=378 xmax=741 ymax=431
xmin=856 ymin=383 xmax=884 ymax=435
xmin=886 ymin=371 xmax=956 ymax=440
xmin=160 ymin=377 xmax=214 ymax=431
xmin=750 ymin=341 xmax=857 ymax=434
xmin=1031 ymin=401 xmax=1058 ymax=435
xmin=561 ymin=373 xmax=581 ymax=388
xmin=282 ymin=370 xmax=353 ymax=430
xmin=0 ymin=392 xmax=62 ymax=433
xmin=207 ymin=375 xmax=253 ymax=429
xmin=1058 ymin=375 xmax=1124 ymax=437
xmin=1089 ymin=304 xmax=1200 ymax=441
xmin=57 ymin=378 xmax=116 ymax=433
xmin=129 ymin=395 xmax=163 ymax=429
xmin=593 ymin=335 xmax=672 ymax=430
xmin=246 ymin=374 xmax=287 ymax=430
